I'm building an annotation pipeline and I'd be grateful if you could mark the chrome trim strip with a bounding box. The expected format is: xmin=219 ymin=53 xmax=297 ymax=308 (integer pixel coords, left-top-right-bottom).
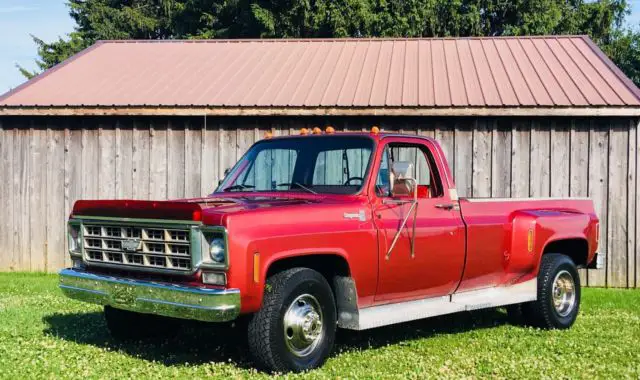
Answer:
xmin=352 ymin=278 xmax=537 ymax=330
xmin=73 ymin=215 xmax=201 ymax=225
xmin=58 ymin=268 xmax=240 ymax=322
xmin=463 ymin=197 xmax=592 ymax=203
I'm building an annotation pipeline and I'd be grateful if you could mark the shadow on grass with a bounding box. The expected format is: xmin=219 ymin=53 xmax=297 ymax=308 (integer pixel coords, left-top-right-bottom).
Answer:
xmin=43 ymin=307 xmax=512 ymax=368
xmin=43 ymin=312 xmax=256 ymax=369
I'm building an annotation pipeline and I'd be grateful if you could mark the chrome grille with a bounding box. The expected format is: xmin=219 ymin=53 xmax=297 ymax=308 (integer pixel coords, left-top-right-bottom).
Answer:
xmin=82 ymin=223 xmax=192 ymax=272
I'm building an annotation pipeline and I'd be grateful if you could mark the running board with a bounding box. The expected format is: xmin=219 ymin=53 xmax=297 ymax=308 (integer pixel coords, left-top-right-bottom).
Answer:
xmin=350 ymin=279 xmax=537 ymax=331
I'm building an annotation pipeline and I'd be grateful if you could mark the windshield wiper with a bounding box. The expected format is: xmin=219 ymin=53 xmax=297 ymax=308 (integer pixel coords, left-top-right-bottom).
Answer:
xmin=276 ymin=182 xmax=318 ymax=194
xmin=223 ymin=184 xmax=256 ymax=192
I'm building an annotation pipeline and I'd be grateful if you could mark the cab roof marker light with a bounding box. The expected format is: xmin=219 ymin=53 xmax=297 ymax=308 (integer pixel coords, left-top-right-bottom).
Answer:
xmin=325 ymin=126 xmax=335 ymax=134
xmin=300 ymin=128 xmax=309 ymax=135
xmin=371 ymin=126 xmax=380 ymax=135
xmin=264 ymin=131 xmax=273 ymax=139
xmin=312 ymin=127 xmax=322 ymax=135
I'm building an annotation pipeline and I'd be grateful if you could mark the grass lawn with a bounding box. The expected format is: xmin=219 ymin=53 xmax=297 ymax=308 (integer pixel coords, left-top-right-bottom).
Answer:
xmin=0 ymin=273 xmax=638 ymax=379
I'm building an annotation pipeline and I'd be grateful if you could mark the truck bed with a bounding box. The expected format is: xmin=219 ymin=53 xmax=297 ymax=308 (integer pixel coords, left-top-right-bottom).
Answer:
xmin=456 ymin=197 xmax=597 ymax=292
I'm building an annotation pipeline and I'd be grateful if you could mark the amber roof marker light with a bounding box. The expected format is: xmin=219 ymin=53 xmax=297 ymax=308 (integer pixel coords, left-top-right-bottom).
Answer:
xmin=325 ymin=126 xmax=335 ymax=134
xmin=371 ymin=126 xmax=380 ymax=135
xmin=312 ymin=127 xmax=322 ymax=135
xmin=300 ymin=128 xmax=309 ymax=135
xmin=264 ymin=131 xmax=273 ymax=139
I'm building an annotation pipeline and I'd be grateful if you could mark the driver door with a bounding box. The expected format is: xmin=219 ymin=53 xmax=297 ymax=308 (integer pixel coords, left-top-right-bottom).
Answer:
xmin=372 ymin=139 xmax=466 ymax=302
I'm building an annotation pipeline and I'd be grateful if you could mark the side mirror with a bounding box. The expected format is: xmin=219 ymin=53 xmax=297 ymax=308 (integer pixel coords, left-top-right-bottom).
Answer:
xmin=390 ymin=161 xmax=416 ymax=199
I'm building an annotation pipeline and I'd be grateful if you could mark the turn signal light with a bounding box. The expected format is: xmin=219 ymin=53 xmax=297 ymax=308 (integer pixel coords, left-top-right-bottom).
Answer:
xmin=527 ymin=228 xmax=534 ymax=253
xmin=202 ymin=272 xmax=227 ymax=286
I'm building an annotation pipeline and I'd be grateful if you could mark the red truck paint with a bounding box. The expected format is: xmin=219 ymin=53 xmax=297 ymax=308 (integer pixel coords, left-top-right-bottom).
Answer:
xmin=70 ymin=133 xmax=599 ymax=314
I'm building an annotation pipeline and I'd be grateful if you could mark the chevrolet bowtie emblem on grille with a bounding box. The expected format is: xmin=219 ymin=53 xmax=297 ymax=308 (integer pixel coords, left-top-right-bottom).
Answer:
xmin=343 ymin=210 xmax=366 ymax=222
xmin=121 ymin=238 xmax=141 ymax=252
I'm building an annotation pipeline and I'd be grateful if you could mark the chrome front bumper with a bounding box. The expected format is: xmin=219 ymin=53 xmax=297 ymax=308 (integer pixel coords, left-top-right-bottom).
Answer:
xmin=59 ymin=269 xmax=240 ymax=322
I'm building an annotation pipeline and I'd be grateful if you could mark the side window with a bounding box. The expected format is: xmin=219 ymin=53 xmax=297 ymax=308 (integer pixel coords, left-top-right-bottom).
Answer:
xmin=376 ymin=148 xmax=391 ymax=196
xmin=376 ymin=142 xmax=442 ymax=198
xmin=390 ymin=146 xmax=431 ymax=186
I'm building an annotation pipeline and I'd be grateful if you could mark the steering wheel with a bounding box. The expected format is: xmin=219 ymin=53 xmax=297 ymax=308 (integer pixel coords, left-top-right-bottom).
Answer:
xmin=344 ymin=176 xmax=364 ymax=185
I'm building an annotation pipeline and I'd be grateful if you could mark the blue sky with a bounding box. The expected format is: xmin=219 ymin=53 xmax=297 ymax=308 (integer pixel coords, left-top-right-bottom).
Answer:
xmin=0 ymin=1 xmax=73 ymax=93
xmin=0 ymin=1 xmax=639 ymax=94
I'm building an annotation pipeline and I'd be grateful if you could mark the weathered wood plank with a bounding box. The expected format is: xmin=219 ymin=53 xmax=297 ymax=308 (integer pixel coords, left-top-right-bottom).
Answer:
xmin=454 ymin=121 xmax=473 ymax=197
xmin=627 ymin=119 xmax=636 ymax=288
xmin=472 ymin=120 xmax=492 ymax=197
xmin=201 ymin=119 xmax=219 ymax=195
xmin=570 ymin=121 xmax=590 ymax=198
xmin=149 ymin=121 xmax=168 ymax=200
xmin=511 ymin=120 xmax=531 ymax=198
xmin=550 ymin=119 xmax=570 ymax=197
xmin=46 ymin=127 xmax=65 ymax=271
xmin=14 ymin=126 xmax=30 ymax=270
xmin=588 ymin=121 xmax=609 ymax=286
xmin=115 ymin=121 xmax=134 ymax=199
xmin=184 ymin=120 xmax=202 ymax=198
xmin=237 ymin=126 xmax=255 ymax=159
xmin=219 ymin=125 xmax=237 ymax=183
xmin=491 ymin=120 xmax=511 ymax=198
xmin=607 ymin=120 xmax=629 ymax=287
xmin=636 ymin=118 xmax=640 ymax=288
xmin=569 ymin=119 xmax=590 ymax=285
xmin=167 ymin=120 xmax=185 ymax=199
xmin=0 ymin=123 xmax=14 ymax=270
xmin=435 ymin=122 xmax=454 ymax=176
xmin=529 ymin=121 xmax=550 ymax=197
xmin=64 ymin=125 xmax=82 ymax=268
xmin=132 ymin=120 xmax=150 ymax=199
xmin=81 ymin=126 xmax=99 ymax=199
xmin=98 ymin=127 xmax=116 ymax=199
xmin=29 ymin=127 xmax=47 ymax=271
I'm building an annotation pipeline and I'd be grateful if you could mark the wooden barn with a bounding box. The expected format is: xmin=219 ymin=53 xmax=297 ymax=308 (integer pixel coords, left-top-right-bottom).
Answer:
xmin=0 ymin=36 xmax=639 ymax=288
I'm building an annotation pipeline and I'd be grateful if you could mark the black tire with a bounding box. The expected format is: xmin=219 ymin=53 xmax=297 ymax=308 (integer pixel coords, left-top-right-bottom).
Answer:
xmin=519 ymin=253 xmax=581 ymax=329
xmin=104 ymin=306 xmax=181 ymax=340
xmin=247 ymin=268 xmax=337 ymax=372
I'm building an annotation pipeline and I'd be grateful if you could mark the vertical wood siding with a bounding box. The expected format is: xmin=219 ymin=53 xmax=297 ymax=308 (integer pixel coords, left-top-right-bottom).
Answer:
xmin=0 ymin=115 xmax=637 ymax=288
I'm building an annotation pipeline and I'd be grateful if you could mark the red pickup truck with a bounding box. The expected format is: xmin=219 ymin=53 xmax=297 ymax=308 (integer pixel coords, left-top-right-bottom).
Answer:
xmin=60 ymin=129 xmax=600 ymax=372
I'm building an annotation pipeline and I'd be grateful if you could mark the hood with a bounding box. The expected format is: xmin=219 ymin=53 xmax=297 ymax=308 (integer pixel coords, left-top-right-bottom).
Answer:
xmin=71 ymin=193 xmax=352 ymax=224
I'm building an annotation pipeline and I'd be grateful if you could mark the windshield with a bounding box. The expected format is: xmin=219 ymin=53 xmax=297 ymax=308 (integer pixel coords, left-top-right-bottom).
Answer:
xmin=215 ymin=136 xmax=375 ymax=195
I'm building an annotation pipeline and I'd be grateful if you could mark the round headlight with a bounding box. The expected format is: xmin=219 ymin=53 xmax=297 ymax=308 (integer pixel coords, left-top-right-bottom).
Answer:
xmin=209 ymin=238 xmax=226 ymax=263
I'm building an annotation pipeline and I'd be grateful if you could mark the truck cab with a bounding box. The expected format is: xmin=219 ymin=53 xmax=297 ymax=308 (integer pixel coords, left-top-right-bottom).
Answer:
xmin=60 ymin=129 xmax=599 ymax=372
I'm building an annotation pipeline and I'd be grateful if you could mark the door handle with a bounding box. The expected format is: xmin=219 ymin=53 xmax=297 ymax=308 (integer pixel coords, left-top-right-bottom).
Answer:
xmin=434 ymin=203 xmax=454 ymax=210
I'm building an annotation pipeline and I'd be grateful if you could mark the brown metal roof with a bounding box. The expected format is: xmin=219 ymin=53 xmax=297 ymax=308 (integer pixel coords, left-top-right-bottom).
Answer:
xmin=1 ymin=36 xmax=639 ymax=115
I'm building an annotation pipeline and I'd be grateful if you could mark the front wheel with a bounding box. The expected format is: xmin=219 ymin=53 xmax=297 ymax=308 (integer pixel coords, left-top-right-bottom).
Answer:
xmin=514 ymin=253 xmax=581 ymax=329
xmin=247 ymin=268 xmax=337 ymax=372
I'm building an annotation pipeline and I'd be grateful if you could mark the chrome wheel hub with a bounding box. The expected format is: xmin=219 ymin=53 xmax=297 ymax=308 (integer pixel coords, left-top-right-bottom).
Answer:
xmin=283 ymin=294 xmax=324 ymax=357
xmin=552 ymin=270 xmax=576 ymax=317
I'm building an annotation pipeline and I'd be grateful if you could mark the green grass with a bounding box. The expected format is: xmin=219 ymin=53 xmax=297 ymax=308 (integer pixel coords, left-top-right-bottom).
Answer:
xmin=0 ymin=273 xmax=639 ymax=379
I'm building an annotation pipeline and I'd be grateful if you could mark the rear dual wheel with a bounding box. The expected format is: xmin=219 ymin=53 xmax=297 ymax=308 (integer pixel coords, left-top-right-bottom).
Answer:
xmin=509 ymin=253 xmax=581 ymax=329
xmin=247 ymin=268 xmax=337 ymax=372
